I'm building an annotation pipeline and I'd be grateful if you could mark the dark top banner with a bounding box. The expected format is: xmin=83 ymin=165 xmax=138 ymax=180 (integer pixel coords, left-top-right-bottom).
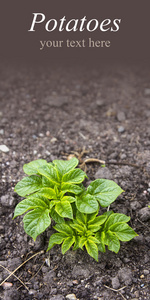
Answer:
xmin=0 ymin=0 xmax=150 ymax=62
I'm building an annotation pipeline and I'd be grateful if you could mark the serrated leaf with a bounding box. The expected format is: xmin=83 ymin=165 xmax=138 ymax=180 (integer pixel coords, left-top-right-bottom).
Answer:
xmin=62 ymin=169 xmax=87 ymax=184
xmin=109 ymin=223 xmax=138 ymax=241
xmin=38 ymin=165 xmax=60 ymax=186
xmin=104 ymin=213 xmax=130 ymax=231
xmin=14 ymin=175 xmax=43 ymax=197
xmin=106 ymin=231 xmax=120 ymax=253
xmin=38 ymin=187 xmax=57 ymax=200
xmin=23 ymin=208 xmax=51 ymax=240
xmin=13 ymin=196 xmax=49 ymax=218
xmin=87 ymin=179 xmax=123 ymax=207
xmin=61 ymin=183 xmax=83 ymax=195
xmin=61 ymin=236 xmax=75 ymax=254
xmin=47 ymin=233 xmax=66 ymax=251
xmin=76 ymin=193 xmax=98 ymax=214
xmin=53 ymin=158 xmax=79 ymax=176
xmin=23 ymin=159 xmax=47 ymax=175
xmin=55 ymin=201 xmax=73 ymax=219
xmin=54 ymin=223 xmax=74 ymax=236
xmin=85 ymin=240 xmax=98 ymax=261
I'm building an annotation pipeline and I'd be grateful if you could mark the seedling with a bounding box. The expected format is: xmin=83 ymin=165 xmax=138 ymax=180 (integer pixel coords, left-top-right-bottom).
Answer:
xmin=14 ymin=158 xmax=137 ymax=261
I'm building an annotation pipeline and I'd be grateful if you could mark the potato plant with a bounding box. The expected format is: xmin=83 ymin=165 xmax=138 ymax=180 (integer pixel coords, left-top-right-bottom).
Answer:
xmin=14 ymin=158 xmax=137 ymax=261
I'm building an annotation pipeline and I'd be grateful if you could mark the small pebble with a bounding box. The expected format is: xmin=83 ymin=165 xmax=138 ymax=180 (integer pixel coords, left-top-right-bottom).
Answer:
xmin=66 ymin=294 xmax=77 ymax=300
xmin=118 ymin=126 xmax=125 ymax=133
xmin=0 ymin=129 xmax=4 ymax=135
xmin=0 ymin=145 xmax=9 ymax=152
xmin=51 ymin=137 xmax=57 ymax=143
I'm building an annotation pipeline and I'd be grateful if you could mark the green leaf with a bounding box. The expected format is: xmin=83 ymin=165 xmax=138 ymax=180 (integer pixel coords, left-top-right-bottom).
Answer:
xmin=76 ymin=193 xmax=98 ymax=214
xmin=73 ymin=236 xmax=80 ymax=250
xmin=54 ymin=223 xmax=74 ymax=236
xmin=79 ymin=236 xmax=87 ymax=249
xmin=47 ymin=233 xmax=66 ymax=251
xmin=55 ymin=201 xmax=73 ymax=219
xmin=70 ymin=223 xmax=85 ymax=233
xmin=61 ymin=196 xmax=76 ymax=203
xmin=13 ymin=196 xmax=49 ymax=218
xmin=76 ymin=211 xmax=87 ymax=224
xmin=109 ymin=223 xmax=138 ymax=241
xmin=14 ymin=175 xmax=43 ymax=197
xmin=61 ymin=183 xmax=83 ymax=195
xmin=53 ymin=158 xmax=79 ymax=176
xmin=95 ymin=232 xmax=106 ymax=252
xmin=50 ymin=207 xmax=65 ymax=223
xmin=86 ymin=211 xmax=98 ymax=223
xmin=38 ymin=187 xmax=57 ymax=200
xmin=104 ymin=213 xmax=130 ymax=231
xmin=85 ymin=240 xmax=98 ymax=261
xmin=88 ymin=215 xmax=107 ymax=226
xmin=87 ymin=179 xmax=123 ymax=207
xmin=42 ymin=176 xmax=54 ymax=188
xmin=106 ymin=231 xmax=120 ymax=253
xmin=23 ymin=159 xmax=47 ymax=175
xmin=38 ymin=165 xmax=60 ymax=186
xmin=62 ymin=169 xmax=87 ymax=184
xmin=23 ymin=208 xmax=51 ymax=240
xmin=88 ymin=236 xmax=100 ymax=244
xmin=61 ymin=236 xmax=75 ymax=254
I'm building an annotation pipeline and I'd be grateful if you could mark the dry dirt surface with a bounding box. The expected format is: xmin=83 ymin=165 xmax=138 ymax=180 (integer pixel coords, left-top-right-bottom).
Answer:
xmin=0 ymin=60 xmax=150 ymax=300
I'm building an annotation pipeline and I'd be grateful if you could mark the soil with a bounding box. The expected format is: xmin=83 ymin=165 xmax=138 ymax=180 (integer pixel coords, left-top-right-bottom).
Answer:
xmin=0 ymin=60 xmax=150 ymax=300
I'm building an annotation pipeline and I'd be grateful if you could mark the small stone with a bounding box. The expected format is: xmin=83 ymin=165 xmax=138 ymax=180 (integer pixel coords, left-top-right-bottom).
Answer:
xmin=111 ymin=276 xmax=120 ymax=289
xmin=0 ymin=129 xmax=4 ymax=135
xmin=94 ymin=167 xmax=113 ymax=180
xmin=117 ymin=111 xmax=126 ymax=121
xmin=0 ymin=145 xmax=9 ymax=152
xmin=138 ymin=207 xmax=150 ymax=221
xmin=29 ymin=289 xmax=36 ymax=295
xmin=118 ymin=126 xmax=125 ymax=133
xmin=51 ymin=137 xmax=57 ymax=144
xmin=66 ymin=294 xmax=77 ymax=300
xmin=147 ymin=188 xmax=150 ymax=194
xmin=143 ymin=270 xmax=149 ymax=275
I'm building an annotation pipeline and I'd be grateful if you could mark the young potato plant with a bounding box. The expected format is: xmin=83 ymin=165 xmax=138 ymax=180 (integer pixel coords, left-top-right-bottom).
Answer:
xmin=14 ymin=158 xmax=138 ymax=261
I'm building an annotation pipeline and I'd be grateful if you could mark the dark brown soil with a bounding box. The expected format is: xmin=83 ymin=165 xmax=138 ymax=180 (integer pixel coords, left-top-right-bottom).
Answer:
xmin=0 ymin=60 xmax=150 ymax=300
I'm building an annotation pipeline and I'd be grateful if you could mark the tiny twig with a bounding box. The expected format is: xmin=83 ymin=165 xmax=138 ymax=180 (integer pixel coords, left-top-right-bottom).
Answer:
xmin=104 ymin=284 xmax=127 ymax=300
xmin=0 ymin=250 xmax=44 ymax=287
xmin=0 ymin=264 xmax=29 ymax=291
